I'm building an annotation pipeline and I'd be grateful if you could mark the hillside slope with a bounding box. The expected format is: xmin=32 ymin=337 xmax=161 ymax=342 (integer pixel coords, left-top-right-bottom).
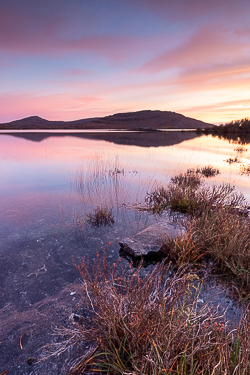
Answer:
xmin=0 ymin=110 xmax=214 ymax=130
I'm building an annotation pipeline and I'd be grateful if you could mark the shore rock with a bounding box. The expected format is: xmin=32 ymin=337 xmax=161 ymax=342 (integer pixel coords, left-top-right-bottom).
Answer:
xmin=119 ymin=221 xmax=185 ymax=258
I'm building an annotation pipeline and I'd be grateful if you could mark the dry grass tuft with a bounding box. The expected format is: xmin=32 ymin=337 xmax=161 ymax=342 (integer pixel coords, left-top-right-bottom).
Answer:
xmin=45 ymin=253 xmax=250 ymax=374
xmin=86 ymin=206 xmax=115 ymax=227
xmin=194 ymin=165 xmax=220 ymax=178
xmin=240 ymin=163 xmax=250 ymax=176
xmin=146 ymin=169 xmax=245 ymax=215
xmin=171 ymin=168 xmax=202 ymax=189
xmin=226 ymin=157 xmax=240 ymax=164
xmin=146 ymin=167 xmax=250 ymax=290
xmin=163 ymin=206 xmax=250 ymax=291
xmin=234 ymin=147 xmax=248 ymax=152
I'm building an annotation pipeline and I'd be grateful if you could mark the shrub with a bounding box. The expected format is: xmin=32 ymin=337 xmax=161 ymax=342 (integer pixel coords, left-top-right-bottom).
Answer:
xmin=171 ymin=168 xmax=202 ymax=189
xmin=145 ymin=186 xmax=170 ymax=213
xmin=195 ymin=165 xmax=220 ymax=178
xmin=86 ymin=206 xmax=115 ymax=227
xmin=226 ymin=157 xmax=239 ymax=164
xmin=146 ymin=166 xmax=245 ymax=216
xmin=240 ymin=163 xmax=250 ymax=176
xmin=168 ymin=185 xmax=197 ymax=214
xmin=145 ymin=170 xmax=202 ymax=214
xmin=234 ymin=147 xmax=248 ymax=152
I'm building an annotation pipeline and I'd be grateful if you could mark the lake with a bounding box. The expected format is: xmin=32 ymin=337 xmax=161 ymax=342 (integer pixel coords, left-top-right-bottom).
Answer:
xmin=1 ymin=130 xmax=250 ymax=374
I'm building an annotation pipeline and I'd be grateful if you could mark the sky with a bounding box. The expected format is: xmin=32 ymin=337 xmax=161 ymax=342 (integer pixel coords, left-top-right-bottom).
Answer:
xmin=1 ymin=0 xmax=250 ymax=124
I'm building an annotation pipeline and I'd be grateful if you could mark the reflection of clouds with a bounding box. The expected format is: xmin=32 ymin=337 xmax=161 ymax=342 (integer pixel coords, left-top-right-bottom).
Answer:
xmin=0 ymin=134 xmax=101 ymax=163
xmin=1 ymin=133 xmax=250 ymax=234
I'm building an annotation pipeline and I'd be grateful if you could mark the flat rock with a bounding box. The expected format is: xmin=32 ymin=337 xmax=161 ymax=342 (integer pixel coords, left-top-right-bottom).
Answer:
xmin=119 ymin=221 xmax=185 ymax=258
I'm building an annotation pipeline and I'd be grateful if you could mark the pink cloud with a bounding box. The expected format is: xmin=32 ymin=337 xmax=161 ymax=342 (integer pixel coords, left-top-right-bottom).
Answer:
xmin=170 ymin=60 xmax=250 ymax=89
xmin=0 ymin=92 xmax=104 ymax=122
xmin=0 ymin=20 xmax=153 ymax=64
xmin=179 ymin=98 xmax=250 ymax=124
xmin=139 ymin=27 xmax=250 ymax=73
xmin=181 ymin=99 xmax=250 ymax=114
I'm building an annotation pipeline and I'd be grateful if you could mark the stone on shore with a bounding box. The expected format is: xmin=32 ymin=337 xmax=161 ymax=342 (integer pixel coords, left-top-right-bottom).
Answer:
xmin=119 ymin=221 xmax=185 ymax=258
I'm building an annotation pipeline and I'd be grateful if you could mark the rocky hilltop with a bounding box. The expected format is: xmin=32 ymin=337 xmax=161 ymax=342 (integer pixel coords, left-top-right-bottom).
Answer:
xmin=0 ymin=110 xmax=214 ymax=130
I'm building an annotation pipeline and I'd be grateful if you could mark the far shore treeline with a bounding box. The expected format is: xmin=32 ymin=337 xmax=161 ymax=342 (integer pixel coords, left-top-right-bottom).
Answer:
xmin=200 ymin=117 xmax=250 ymax=134
xmin=198 ymin=117 xmax=250 ymax=144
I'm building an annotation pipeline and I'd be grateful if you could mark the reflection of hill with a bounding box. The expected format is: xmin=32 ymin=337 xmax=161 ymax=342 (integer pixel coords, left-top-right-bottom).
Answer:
xmin=81 ymin=131 xmax=201 ymax=147
xmin=5 ymin=131 xmax=200 ymax=148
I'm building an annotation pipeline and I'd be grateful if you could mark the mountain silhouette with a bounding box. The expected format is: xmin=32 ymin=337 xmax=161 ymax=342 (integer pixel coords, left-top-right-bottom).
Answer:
xmin=0 ymin=110 xmax=213 ymax=130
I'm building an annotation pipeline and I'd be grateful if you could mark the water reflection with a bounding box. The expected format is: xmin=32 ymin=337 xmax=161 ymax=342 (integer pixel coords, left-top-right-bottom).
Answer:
xmin=1 ymin=131 xmax=250 ymax=373
xmin=5 ymin=129 xmax=200 ymax=147
xmin=1 ymin=131 xmax=250 ymax=242
xmin=206 ymin=130 xmax=250 ymax=145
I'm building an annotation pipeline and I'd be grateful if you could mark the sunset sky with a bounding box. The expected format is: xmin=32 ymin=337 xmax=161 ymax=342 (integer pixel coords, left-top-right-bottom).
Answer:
xmin=1 ymin=0 xmax=250 ymax=124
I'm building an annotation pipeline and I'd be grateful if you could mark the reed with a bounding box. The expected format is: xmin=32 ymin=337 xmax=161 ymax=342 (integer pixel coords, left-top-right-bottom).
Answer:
xmin=71 ymin=152 xmax=152 ymax=230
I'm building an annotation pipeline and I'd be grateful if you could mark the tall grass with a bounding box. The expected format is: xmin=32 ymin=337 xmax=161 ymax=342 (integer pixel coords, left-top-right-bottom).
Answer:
xmin=46 ymin=253 xmax=250 ymax=374
xmin=71 ymin=152 xmax=157 ymax=229
xmin=46 ymin=165 xmax=250 ymax=373
xmin=146 ymin=167 xmax=250 ymax=291
xmin=163 ymin=206 xmax=250 ymax=291
xmin=71 ymin=153 xmax=125 ymax=227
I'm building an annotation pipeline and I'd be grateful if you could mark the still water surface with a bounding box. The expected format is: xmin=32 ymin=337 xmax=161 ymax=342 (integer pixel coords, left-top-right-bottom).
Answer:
xmin=1 ymin=131 xmax=250 ymax=238
xmin=1 ymin=130 xmax=250 ymax=297
xmin=1 ymin=130 xmax=250 ymax=373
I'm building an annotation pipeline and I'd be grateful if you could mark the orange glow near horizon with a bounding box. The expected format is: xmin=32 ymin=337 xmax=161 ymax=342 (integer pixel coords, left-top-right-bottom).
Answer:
xmin=1 ymin=1 xmax=250 ymax=124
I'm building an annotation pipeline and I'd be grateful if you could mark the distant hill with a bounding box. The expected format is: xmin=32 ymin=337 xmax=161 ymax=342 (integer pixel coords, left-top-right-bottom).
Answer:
xmin=0 ymin=110 xmax=214 ymax=130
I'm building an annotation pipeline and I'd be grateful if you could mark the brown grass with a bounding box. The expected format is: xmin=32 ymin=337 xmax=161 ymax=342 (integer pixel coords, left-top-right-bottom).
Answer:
xmin=146 ymin=172 xmax=245 ymax=216
xmin=240 ymin=163 xmax=250 ymax=176
xmin=226 ymin=157 xmax=240 ymax=164
xmin=45 ymin=166 xmax=250 ymax=374
xmin=146 ymin=168 xmax=250 ymax=290
xmin=163 ymin=206 xmax=250 ymax=291
xmin=194 ymin=165 xmax=220 ymax=178
xmin=45 ymin=253 xmax=250 ymax=374
xmin=86 ymin=206 xmax=115 ymax=227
